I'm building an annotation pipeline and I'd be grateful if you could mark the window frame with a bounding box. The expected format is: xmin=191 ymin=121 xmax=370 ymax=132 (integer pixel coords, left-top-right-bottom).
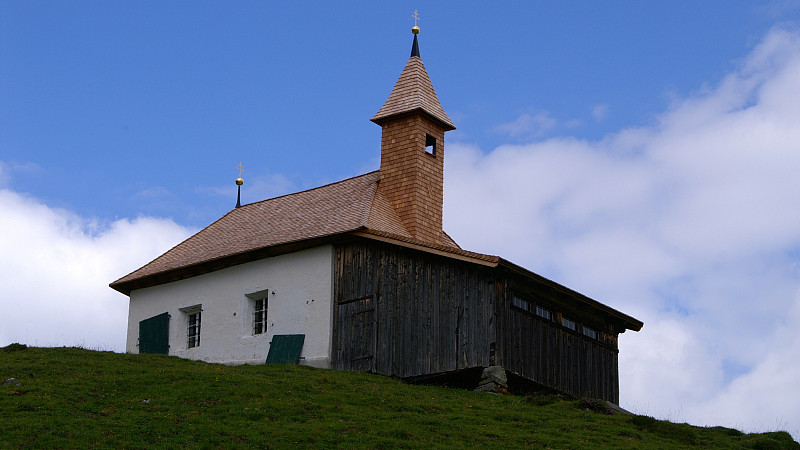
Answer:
xmin=245 ymin=289 xmax=271 ymax=337
xmin=425 ymin=133 xmax=437 ymax=155
xmin=180 ymin=305 xmax=202 ymax=349
xmin=535 ymin=305 xmax=552 ymax=321
xmin=511 ymin=296 xmax=531 ymax=312
xmin=253 ymin=297 xmax=268 ymax=335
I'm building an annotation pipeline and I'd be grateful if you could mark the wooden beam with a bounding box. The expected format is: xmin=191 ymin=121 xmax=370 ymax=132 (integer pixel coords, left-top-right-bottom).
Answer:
xmin=351 ymin=231 xmax=499 ymax=268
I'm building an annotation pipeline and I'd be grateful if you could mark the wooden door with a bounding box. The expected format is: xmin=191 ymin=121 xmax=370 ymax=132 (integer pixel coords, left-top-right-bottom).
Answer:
xmin=335 ymin=297 xmax=376 ymax=371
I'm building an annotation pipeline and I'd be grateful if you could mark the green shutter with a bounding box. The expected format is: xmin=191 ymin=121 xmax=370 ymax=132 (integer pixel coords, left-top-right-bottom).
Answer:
xmin=139 ymin=312 xmax=170 ymax=354
xmin=266 ymin=334 xmax=305 ymax=364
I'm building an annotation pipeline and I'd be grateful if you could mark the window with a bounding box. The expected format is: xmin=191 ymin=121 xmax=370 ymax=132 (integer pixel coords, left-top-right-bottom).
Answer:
xmin=562 ymin=317 xmax=577 ymax=331
xmin=512 ymin=296 xmax=530 ymax=312
xmin=246 ymin=289 xmax=270 ymax=336
xmin=253 ymin=298 xmax=267 ymax=335
xmin=187 ymin=311 xmax=201 ymax=348
xmin=535 ymin=305 xmax=552 ymax=320
xmin=425 ymin=134 xmax=436 ymax=155
xmin=180 ymin=305 xmax=202 ymax=349
xmin=583 ymin=326 xmax=598 ymax=340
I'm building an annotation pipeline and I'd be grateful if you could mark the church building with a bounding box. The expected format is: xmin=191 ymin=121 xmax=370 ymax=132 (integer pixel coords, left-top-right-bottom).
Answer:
xmin=110 ymin=26 xmax=642 ymax=403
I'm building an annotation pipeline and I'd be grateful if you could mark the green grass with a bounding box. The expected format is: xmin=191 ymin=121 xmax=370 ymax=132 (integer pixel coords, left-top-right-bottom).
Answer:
xmin=1 ymin=344 xmax=797 ymax=449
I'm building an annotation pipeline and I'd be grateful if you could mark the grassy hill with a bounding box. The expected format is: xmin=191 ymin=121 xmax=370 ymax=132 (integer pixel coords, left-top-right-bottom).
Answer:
xmin=1 ymin=345 xmax=797 ymax=449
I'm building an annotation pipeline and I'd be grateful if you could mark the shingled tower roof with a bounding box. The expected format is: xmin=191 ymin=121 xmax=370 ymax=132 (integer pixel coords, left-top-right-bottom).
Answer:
xmin=370 ymin=35 xmax=455 ymax=131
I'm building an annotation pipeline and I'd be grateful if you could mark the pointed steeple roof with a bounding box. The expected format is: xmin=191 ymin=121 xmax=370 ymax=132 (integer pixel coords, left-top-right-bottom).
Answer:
xmin=371 ymin=34 xmax=455 ymax=131
xmin=410 ymin=33 xmax=420 ymax=58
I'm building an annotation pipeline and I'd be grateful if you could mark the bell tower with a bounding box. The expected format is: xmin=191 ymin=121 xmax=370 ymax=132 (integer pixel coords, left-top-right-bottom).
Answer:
xmin=371 ymin=24 xmax=455 ymax=246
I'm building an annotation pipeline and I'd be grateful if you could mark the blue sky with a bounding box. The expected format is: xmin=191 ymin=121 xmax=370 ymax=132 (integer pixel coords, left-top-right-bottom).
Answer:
xmin=3 ymin=1 xmax=800 ymax=439
xmin=4 ymin=2 xmax=795 ymax=225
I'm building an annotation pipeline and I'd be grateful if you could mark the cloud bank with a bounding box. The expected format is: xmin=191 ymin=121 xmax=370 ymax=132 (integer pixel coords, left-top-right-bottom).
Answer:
xmin=0 ymin=187 xmax=192 ymax=351
xmin=445 ymin=27 xmax=800 ymax=437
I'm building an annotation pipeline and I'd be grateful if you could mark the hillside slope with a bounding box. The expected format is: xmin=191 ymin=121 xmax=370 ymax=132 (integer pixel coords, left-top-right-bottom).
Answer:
xmin=1 ymin=345 xmax=797 ymax=448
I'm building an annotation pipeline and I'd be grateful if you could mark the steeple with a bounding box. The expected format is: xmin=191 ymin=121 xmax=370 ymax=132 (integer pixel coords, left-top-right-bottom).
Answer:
xmin=371 ymin=21 xmax=455 ymax=246
xmin=370 ymin=34 xmax=455 ymax=131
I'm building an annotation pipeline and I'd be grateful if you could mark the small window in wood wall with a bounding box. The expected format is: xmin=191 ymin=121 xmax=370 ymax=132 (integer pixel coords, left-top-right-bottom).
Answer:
xmin=425 ymin=134 xmax=436 ymax=155
xmin=511 ymin=296 xmax=530 ymax=312
xmin=582 ymin=326 xmax=598 ymax=340
xmin=561 ymin=317 xmax=577 ymax=331
xmin=535 ymin=305 xmax=552 ymax=320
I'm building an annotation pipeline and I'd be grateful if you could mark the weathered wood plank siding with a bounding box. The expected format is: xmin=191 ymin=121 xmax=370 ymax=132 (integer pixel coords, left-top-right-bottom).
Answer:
xmin=333 ymin=240 xmax=494 ymax=378
xmin=333 ymin=239 xmax=622 ymax=403
xmin=495 ymin=277 xmax=620 ymax=403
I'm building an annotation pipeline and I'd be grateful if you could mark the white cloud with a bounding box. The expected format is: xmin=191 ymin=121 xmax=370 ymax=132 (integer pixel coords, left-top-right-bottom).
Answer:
xmin=592 ymin=104 xmax=609 ymax=121
xmin=0 ymin=161 xmax=41 ymax=187
xmin=0 ymin=188 xmax=193 ymax=351
xmin=686 ymin=291 xmax=800 ymax=435
xmin=494 ymin=112 xmax=557 ymax=138
xmin=445 ymin=27 xmax=800 ymax=438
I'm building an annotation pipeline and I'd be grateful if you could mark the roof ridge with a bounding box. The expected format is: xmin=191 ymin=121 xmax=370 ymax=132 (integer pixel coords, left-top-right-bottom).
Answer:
xmin=362 ymin=177 xmax=379 ymax=228
xmin=238 ymin=170 xmax=380 ymax=208
xmin=442 ymin=231 xmax=461 ymax=249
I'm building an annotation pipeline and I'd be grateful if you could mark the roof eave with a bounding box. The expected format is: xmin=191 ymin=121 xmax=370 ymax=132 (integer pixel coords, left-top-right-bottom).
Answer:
xmin=497 ymin=258 xmax=644 ymax=332
xmin=370 ymin=108 xmax=456 ymax=131
xmin=109 ymin=231 xmax=365 ymax=296
xmin=352 ymin=229 xmax=498 ymax=266
xmin=110 ymin=227 xmax=492 ymax=296
xmin=110 ymin=224 xmax=642 ymax=334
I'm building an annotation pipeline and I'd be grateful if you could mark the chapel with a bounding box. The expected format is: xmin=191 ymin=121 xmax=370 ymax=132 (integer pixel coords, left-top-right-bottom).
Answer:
xmin=111 ymin=25 xmax=642 ymax=403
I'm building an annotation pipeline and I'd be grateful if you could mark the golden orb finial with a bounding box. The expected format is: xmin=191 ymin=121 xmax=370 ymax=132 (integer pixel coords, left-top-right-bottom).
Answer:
xmin=234 ymin=162 xmax=245 ymax=208
xmin=412 ymin=10 xmax=420 ymax=34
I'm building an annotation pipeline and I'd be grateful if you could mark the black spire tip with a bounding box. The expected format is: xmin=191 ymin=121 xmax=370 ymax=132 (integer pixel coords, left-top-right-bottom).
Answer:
xmin=410 ymin=34 xmax=420 ymax=58
xmin=236 ymin=184 xmax=242 ymax=208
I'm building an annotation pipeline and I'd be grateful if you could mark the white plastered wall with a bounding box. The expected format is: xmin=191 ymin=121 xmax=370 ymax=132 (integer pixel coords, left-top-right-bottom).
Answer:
xmin=125 ymin=245 xmax=334 ymax=367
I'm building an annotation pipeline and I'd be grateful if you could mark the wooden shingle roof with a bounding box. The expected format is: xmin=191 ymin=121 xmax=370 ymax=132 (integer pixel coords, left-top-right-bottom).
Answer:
xmin=110 ymin=171 xmax=479 ymax=295
xmin=108 ymin=170 xmax=641 ymax=331
xmin=371 ymin=56 xmax=455 ymax=131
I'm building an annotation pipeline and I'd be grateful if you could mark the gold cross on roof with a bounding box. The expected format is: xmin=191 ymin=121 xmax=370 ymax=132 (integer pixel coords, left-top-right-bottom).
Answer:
xmin=412 ymin=9 xmax=419 ymax=27
xmin=236 ymin=162 xmax=245 ymax=178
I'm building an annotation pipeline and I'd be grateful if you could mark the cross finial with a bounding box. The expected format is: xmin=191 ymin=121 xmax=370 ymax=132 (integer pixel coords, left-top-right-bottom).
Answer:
xmin=411 ymin=9 xmax=420 ymax=35
xmin=236 ymin=162 xmax=245 ymax=178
